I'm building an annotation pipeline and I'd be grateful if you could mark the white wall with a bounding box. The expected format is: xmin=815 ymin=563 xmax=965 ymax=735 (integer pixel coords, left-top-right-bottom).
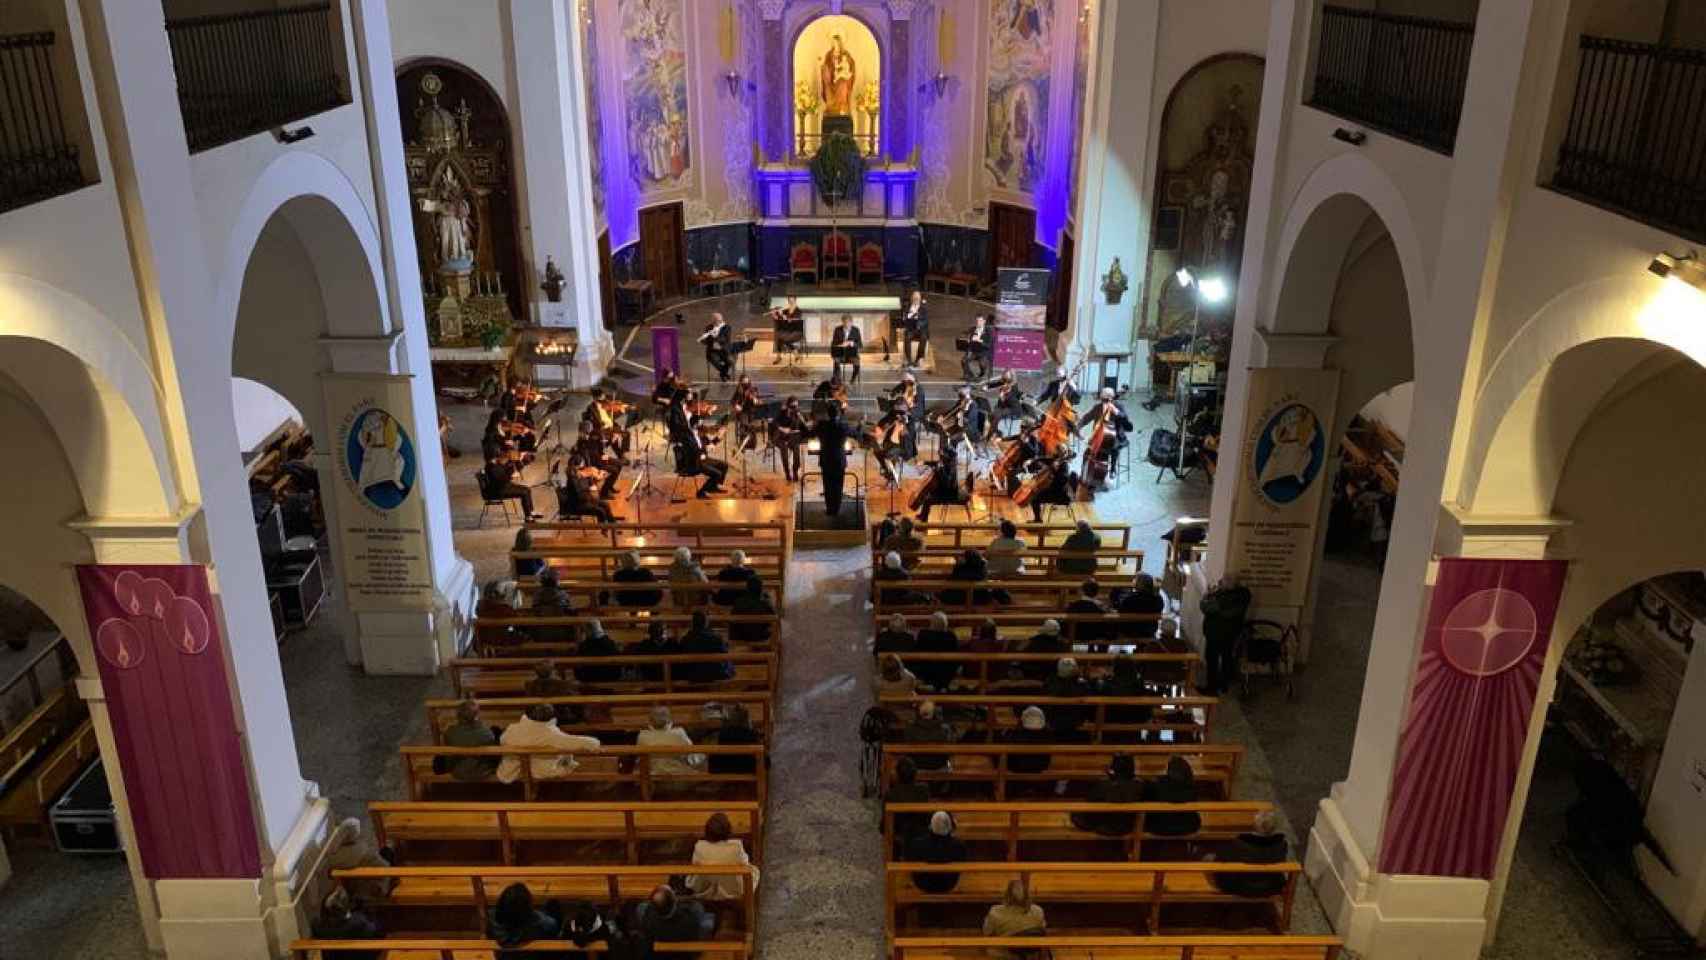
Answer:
xmin=231 ymin=378 xmax=302 ymax=453
xmin=386 ymin=0 xmax=514 ymax=111
xmin=1360 ymin=382 xmax=1414 ymax=440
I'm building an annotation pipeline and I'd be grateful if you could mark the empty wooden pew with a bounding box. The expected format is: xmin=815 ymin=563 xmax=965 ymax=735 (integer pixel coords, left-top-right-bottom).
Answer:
xmin=369 ymin=799 xmax=764 ymax=865
xmin=885 ymin=861 xmax=1302 ymax=937
xmin=400 ymin=743 xmax=767 ymax=805
xmin=882 ymin=801 xmax=1274 ymax=861
xmin=887 ymin=934 xmax=1342 ymax=960
xmin=331 ymin=863 xmax=757 ymax=938
xmin=879 ymin=744 xmax=1245 ymax=801
xmin=878 ymin=694 xmax=1218 ymax=743
xmin=448 ymin=653 xmax=779 ymax=698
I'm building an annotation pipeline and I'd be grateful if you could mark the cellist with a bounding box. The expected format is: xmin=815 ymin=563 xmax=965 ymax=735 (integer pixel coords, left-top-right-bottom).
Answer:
xmin=1081 ymin=387 xmax=1133 ymax=489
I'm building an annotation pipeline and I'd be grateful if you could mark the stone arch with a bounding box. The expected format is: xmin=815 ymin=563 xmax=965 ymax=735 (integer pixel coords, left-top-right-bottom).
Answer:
xmin=1458 ymin=271 xmax=1702 ymax=514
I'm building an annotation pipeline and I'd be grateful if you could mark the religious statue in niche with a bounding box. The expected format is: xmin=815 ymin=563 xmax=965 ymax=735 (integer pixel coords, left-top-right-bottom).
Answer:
xmin=419 ymin=166 xmax=475 ymax=269
xmin=1009 ymin=0 xmax=1044 ymax=40
xmin=1152 ymin=85 xmax=1256 ymax=338
xmin=820 ymin=34 xmax=857 ymax=117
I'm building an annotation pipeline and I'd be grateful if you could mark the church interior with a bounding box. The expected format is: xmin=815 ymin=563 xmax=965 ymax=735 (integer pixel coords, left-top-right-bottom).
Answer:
xmin=3 ymin=1 xmax=1706 ymax=958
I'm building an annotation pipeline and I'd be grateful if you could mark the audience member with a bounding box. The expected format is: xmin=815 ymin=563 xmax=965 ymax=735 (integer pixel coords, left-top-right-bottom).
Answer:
xmin=1210 ymin=810 xmax=1290 ymax=897
xmin=1057 ymin=520 xmax=1101 ymax=577
xmin=879 ymin=517 xmax=925 ymax=566
xmin=442 ymin=699 xmax=500 ymax=781
xmin=687 ymin=812 xmax=760 ymax=900
xmin=875 ymin=550 xmax=926 ymax=605
xmin=1112 ymin=572 xmax=1165 ymax=644
xmin=497 ymin=703 xmax=602 ymax=783
xmin=966 ymin=616 xmax=1003 ymax=653
xmin=637 ymin=705 xmax=704 ymax=774
xmin=667 ymin=546 xmax=708 ymax=609
xmin=487 ymin=882 xmax=563 ymax=950
xmin=1066 ymin=580 xmax=1112 ymax=652
xmin=631 ymin=621 xmax=678 ymax=681
xmin=512 ymin=528 xmax=543 ymax=578
xmin=1143 ymin=755 xmax=1203 ymax=837
xmin=876 ymin=654 xmax=921 ymax=699
xmin=1000 ymin=705 xmax=1053 ymax=774
xmin=1043 ymin=658 xmax=1092 ymax=738
xmin=730 ymin=577 xmax=776 ymax=645
xmin=1099 ymin=654 xmax=1156 ymax=730
xmin=883 ymin=756 xmax=932 ymax=841
xmin=904 ymin=700 xmax=957 ymax=771
xmin=985 ymin=520 xmax=1028 ymax=577
xmin=679 ymin=609 xmax=734 ymax=682
xmin=707 ymin=703 xmax=761 ymax=775
xmin=904 ymin=811 xmax=968 ymax=893
xmin=572 ymin=619 xmax=623 ymax=683
xmin=611 ymin=550 xmax=662 ymax=608
xmin=323 ymin=817 xmax=395 ymax=903
xmin=874 ymin=613 xmax=916 ymax=655
xmin=532 ymin=567 xmax=574 ymax=616
xmin=633 ymin=885 xmax=714 ymax=941
xmin=713 ymin=549 xmax=760 ymax=605
xmin=524 ymin=662 xmax=584 ymax=725
xmin=982 ymin=879 xmax=1047 ymax=951
xmin=311 ymin=888 xmax=380 ymax=959
xmin=911 ymin=611 xmax=961 ymax=692
xmin=1070 ymin=753 xmax=1142 ymax=836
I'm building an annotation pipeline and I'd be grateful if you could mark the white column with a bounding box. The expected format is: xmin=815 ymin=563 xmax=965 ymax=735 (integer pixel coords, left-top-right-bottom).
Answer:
xmin=507 ymin=0 xmax=614 ymax=380
xmin=345 ymin=0 xmax=479 ymax=674
xmin=1065 ymin=0 xmax=1159 ymax=366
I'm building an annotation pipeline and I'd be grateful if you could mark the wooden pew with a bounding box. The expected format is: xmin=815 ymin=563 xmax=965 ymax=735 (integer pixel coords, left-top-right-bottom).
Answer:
xmin=872 ymin=578 xmax=1143 ymax=617
xmin=475 ymin=613 xmax=782 ymax=659
xmin=447 ymin=653 xmax=779 ymax=699
xmin=880 ymin=744 xmax=1245 ymax=801
xmin=871 ymin=547 xmax=1147 ymax=579
xmin=878 ymin=694 xmax=1218 ymax=743
xmin=331 ymin=863 xmax=757 ymax=937
xmin=509 ymin=579 xmax=785 ymax=616
xmin=290 ymin=938 xmax=752 ymax=958
xmin=400 ymin=744 xmax=767 ymax=806
xmin=885 ymin=861 xmax=1302 ymax=937
xmin=0 ymin=714 xmax=97 ymax=844
xmin=424 ymin=693 xmax=775 ymax=745
xmin=888 ymin=934 xmax=1343 ymax=959
xmin=882 ymin=801 xmax=1274 ymax=861
xmin=514 ymin=544 xmax=787 ymax=595
xmin=369 ymin=799 xmax=765 ymax=866
xmin=874 ymin=612 xmax=1174 ymax=653
xmin=887 ymin=652 xmax=1199 ymax=695
xmin=874 ymin=522 xmax=1132 ymax=552
xmin=525 ymin=520 xmax=789 ymax=558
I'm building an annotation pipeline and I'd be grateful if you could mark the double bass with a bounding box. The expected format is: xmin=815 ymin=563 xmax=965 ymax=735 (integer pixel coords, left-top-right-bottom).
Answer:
xmin=1012 ymin=457 xmax=1059 ymax=508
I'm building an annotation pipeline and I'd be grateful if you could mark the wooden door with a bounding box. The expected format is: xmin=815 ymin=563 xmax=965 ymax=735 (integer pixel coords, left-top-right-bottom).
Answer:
xmin=987 ymin=202 xmax=1036 ymax=283
xmin=1049 ymin=228 xmax=1075 ymax=332
xmin=638 ymin=202 xmax=686 ymax=299
xmin=597 ymin=230 xmax=616 ymax=330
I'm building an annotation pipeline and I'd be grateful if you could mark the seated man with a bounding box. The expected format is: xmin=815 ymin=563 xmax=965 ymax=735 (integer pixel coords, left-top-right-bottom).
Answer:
xmin=482 ymin=455 xmax=542 ymax=520
xmin=678 ymin=609 xmax=734 ymax=683
xmin=633 ymin=885 xmax=715 ymax=941
xmin=1056 ymin=520 xmax=1102 ymax=577
xmin=311 ymin=888 xmax=380 ymax=960
xmin=611 ymin=550 xmax=663 ymax=608
xmin=985 ymin=519 xmax=1028 ymax=577
xmin=636 ymin=705 xmax=706 ymax=774
xmin=572 ymin=619 xmax=623 ymax=684
xmin=1019 ymin=619 xmax=1067 ymax=681
xmin=496 ymin=703 xmax=602 ymax=783
xmin=554 ymin=454 xmax=618 ymax=524
xmin=883 ymin=755 xmax=933 ymax=847
xmin=1070 ymin=753 xmax=1142 ymax=836
xmin=999 ymin=705 xmax=1053 ymax=775
xmin=904 ymin=811 xmax=968 ymax=893
xmin=1210 ymin=809 xmax=1290 ymax=897
xmin=903 ymin=700 xmax=957 ymax=772
xmin=875 ymin=551 xmax=930 ymax=606
xmin=1111 ymin=572 xmax=1166 ymax=645
xmin=911 ymin=612 xmax=961 ymax=693
xmin=874 ymin=613 xmax=916 ymax=656
xmin=713 ymin=549 xmax=761 ymax=605
xmin=730 ymin=576 xmax=776 ymax=645
xmin=879 ymin=517 xmax=926 ymax=567
xmin=442 ymin=699 xmax=500 ymax=781
xmin=1067 ymin=579 xmax=1113 ymax=652
xmin=1043 ymin=657 xmax=1092 ymax=739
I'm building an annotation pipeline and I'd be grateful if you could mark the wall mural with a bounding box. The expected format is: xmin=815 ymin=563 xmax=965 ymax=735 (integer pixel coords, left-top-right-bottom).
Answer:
xmin=620 ymin=0 xmax=691 ymax=192
xmin=985 ymin=0 xmax=1052 ymax=194
xmin=713 ymin=1 xmax=762 ymax=225
xmin=1066 ymin=1 xmax=1090 ymax=221
xmin=581 ymin=0 xmax=607 ymax=230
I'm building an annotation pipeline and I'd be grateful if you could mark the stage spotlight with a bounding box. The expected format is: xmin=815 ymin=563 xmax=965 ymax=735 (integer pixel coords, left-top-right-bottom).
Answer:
xmin=1199 ymin=277 xmax=1230 ymax=304
xmin=1176 ymin=267 xmax=1195 ymax=288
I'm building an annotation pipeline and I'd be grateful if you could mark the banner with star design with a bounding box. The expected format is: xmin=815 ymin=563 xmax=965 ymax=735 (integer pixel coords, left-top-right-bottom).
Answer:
xmin=76 ymin=564 xmax=261 ymax=879
xmin=1379 ymin=557 xmax=1568 ymax=879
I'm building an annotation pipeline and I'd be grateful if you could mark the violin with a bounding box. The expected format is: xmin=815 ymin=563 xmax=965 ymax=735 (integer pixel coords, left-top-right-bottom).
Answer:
xmin=686 ymin=399 xmax=719 ymax=418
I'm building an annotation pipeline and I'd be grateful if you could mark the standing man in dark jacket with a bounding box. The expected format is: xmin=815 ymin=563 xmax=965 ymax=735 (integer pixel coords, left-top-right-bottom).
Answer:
xmin=814 ymin=406 xmax=853 ymax=516
xmin=1200 ymin=574 xmax=1253 ymax=695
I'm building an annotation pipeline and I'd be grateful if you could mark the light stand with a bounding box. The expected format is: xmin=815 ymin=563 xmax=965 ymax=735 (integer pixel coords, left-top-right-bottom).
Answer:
xmin=1169 ymin=268 xmax=1228 ymax=481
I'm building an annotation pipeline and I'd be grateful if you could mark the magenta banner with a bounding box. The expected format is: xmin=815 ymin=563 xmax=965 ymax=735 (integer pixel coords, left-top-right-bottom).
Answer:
xmin=1379 ymin=557 xmax=1568 ymax=879
xmin=76 ymin=565 xmax=261 ymax=879
xmin=651 ymin=326 xmax=681 ymax=385
xmin=993 ymin=328 xmax=1047 ymax=372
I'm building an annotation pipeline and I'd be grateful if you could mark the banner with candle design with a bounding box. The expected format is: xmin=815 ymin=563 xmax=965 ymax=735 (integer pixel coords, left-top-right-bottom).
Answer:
xmin=1379 ymin=557 xmax=1568 ymax=879
xmin=76 ymin=564 xmax=261 ymax=879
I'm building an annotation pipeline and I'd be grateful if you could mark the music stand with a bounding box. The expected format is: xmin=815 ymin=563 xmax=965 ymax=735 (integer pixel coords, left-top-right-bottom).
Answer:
xmin=629 ymin=420 xmax=667 ymax=500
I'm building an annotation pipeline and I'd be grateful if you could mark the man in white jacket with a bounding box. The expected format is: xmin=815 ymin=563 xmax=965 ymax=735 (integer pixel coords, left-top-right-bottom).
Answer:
xmin=636 ymin=705 xmax=704 ymax=775
xmin=496 ymin=703 xmax=602 ymax=784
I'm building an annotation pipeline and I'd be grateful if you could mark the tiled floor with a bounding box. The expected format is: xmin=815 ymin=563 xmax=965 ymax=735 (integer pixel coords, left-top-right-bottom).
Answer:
xmin=0 ymin=292 xmax=1639 ymax=958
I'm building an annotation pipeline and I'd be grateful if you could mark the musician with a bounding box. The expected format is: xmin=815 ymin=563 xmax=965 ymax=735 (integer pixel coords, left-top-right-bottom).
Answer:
xmin=652 ymin=370 xmax=685 ymax=409
xmin=893 ymin=374 xmax=926 ymax=429
xmin=814 ymin=404 xmax=853 ymax=517
xmin=731 ymin=375 xmax=766 ymax=453
xmin=1037 ymin=368 xmax=1082 ymax=408
xmin=960 ymin=314 xmax=992 ymax=381
xmin=999 ymin=419 xmax=1047 ymax=496
xmin=899 ymin=289 xmax=929 ymax=367
xmin=699 ymin=312 xmax=734 ymax=382
xmin=581 ymin=387 xmax=631 ymax=458
xmin=812 ymin=374 xmax=849 ymax=420
xmin=1025 ymin=454 xmax=1080 ymax=524
xmin=831 ymin=314 xmax=863 ymax=384
xmin=482 ymin=453 xmax=542 ymax=520
xmin=986 ymin=370 xmax=1028 ymax=429
xmin=489 ymin=407 xmax=538 ymax=455
xmin=674 ymin=408 xmax=729 ymax=499
xmin=773 ymin=396 xmax=808 ymax=483
xmin=573 ymin=419 xmax=624 ymax=499
xmin=873 ymin=390 xmax=916 ymax=465
xmin=914 ymin=444 xmax=967 ymax=523
xmin=498 ymin=383 xmax=536 ymax=428
xmin=935 ymin=386 xmax=977 ymax=452
xmin=1084 ymin=387 xmax=1134 ymax=485
xmin=555 ymin=453 xmax=619 ymax=523
xmin=770 ymin=295 xmax=805 ymax=363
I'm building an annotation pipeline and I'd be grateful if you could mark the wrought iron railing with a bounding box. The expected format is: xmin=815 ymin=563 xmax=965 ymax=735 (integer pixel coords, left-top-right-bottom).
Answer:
xmin=165 ymin=2 xmax=348 ymax=153
xmin=1308 ymin=5 xmax=1476 ymax=154
xmin=0 ymin=32 xmax=89 ymax=214
xmin=1552 ymin=36 xmax=1706 ymax=245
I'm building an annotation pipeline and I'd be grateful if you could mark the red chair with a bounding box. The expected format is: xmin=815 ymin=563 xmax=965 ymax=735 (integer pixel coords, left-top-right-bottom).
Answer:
xmin=856 ymin=242 xmax=884 ymax=285
xmin=822 ymin=232 xmax=853 ymax=283
xmin=790 ymin=243 xmax=819 ymax=284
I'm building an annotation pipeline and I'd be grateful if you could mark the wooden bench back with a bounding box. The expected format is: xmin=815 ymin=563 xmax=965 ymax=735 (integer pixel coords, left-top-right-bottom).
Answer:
xmin=525 ymin=520 xmax=788 ymax=554
xmin=509 ymin=578 xmax=785 ymax=612
xmin=0 ymin=716 xmax=97 ymax=829
xmin=400 ymin=743 xmax=766 ymax=806
xmin=878 ymin=693 xmax=1217 ymax=743
xmin=885 ymin=652 xmax=1198 ymax=693
xmin=448 ymin=653 xmax=779 ymax=699
xmin=881 ymin=801 xmax=1273 ymax=860
xmin=872 ymin=577 xmax=1143 ymax=613
xmin=424 ymin=693 xmax=775 ymax=743
xmin=289 ymin=938 xmax=752 ymax=958
xmin=368 ymin=799 xmax=765 ymax=865
xmin=873 ymin=522 xmax=1132 ymax=551
xmin=517 ymin=545 xmax=785 ymax=576
xmin=873 ymin=548 xmax=1146 ymax=577
xmin=473 ymin=612 xmax=782 ymax=658
xmin=879 ymin=743 xmax=1245 ymax=800
xmin=888 ymin=935 xmax=1341 ymax=959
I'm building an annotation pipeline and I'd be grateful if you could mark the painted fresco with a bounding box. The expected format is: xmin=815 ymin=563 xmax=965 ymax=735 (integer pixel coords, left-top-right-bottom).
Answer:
xmin=985 ymin=0 xmax=1052 ymax=193
xmin=582 ymin=1 xmax=607 ymax=227
xmin=620 ymin=0 xmax=690 ymax=191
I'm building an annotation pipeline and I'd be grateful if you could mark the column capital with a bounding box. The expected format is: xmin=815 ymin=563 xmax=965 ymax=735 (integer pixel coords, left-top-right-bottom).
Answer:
xmin=758 ymin=0 xmax=789 ymax=21
xmin=1434 ymin=504 xmax=1572 ymax=560
xmin=1253 ymin=328 xmax=1338 ymax=368
xmin=321 ymin=331 xmax=403 ymax=374
xmin=67 ymin=508 xmax=200 ymax=563
xmin=888 ymin=0 xmax=920 ymax=20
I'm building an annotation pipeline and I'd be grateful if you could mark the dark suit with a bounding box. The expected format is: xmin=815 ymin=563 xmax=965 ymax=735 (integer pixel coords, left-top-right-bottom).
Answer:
xmin=961 ymin=325 xmax=991 ymax=380
xmin=831 ymin=324 xmax=863 ymax=384
xmin=814 ymin=416 xmax=852 ymax=515
xmin=701 ymin=322 xmax=733 ymax=381
xmin=900 ymin=304 xmax=929 ymax=364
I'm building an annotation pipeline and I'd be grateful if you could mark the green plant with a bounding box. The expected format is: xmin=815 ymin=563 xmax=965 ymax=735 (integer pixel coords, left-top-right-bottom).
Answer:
xmin=810 ymin=131 xmax=866 ymax=207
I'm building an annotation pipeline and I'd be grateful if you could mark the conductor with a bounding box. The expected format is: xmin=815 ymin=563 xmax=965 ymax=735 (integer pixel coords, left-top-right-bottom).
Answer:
xmin=814 ymin=405 xmax=853 ymax=517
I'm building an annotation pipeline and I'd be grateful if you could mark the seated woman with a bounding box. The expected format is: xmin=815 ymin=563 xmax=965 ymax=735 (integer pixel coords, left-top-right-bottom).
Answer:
xmin=636 ymin=705 xmax=705 ymax=775
xmin=1143 ymin=755 xmax=1203 ymax=837
xmin=686 ymin=812 xmax=761 ymax=900
xmin=875 ymin=653 xmax=920 ymax=700
xmin=982 ymin=879 xmax=1046 ymax=958
xmin=1070 ymin=753 xmax=1142 ymax=836
xmin=487 ymin=881 xmax=563 ymax=951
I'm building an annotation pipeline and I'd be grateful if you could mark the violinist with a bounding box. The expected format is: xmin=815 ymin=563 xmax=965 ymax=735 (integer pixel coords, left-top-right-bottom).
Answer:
xmin=485 ymin=408 xmax=535 ymax=462
xmin=874 ymin=388 xmax=916 ymax=464
xmin=934 ymin=386 xmax=976 ymax=450
xmin=581 ymin=387 xmax=631 ymax=458
xmin=731 ymin=375 xmax=764 ymax=453
xmin=699 ymin=312 xmax=734 ymax=382
xmin=482 ymin=452 xmax=542 ymax=520
xmin=573 ymin=419 xmax=624 ymax=499
xmin=652 ymin=369 xmax=685 ymax=409
xmin=498 ymin=382 xmax=537 ymax=428
xmin=554 ymin=453 xmax=620 ymax=523
xmin=770 ymin=295 xmax=804 ymax=363
xmin=831 ymin=314 xmax=863 ymax=384
xmin=913 ymin=444 xmax=967 ymax=523
xmin=899 ymin=289 xmax=929 ymax=367
xmin=1082 ymin=387 xmax=1134 ymax=489
xmin=960 ymin=314 xmax=992 ymax=381
xmin=673 ymin=399 xmax=729 ymax=499
xmin=773 ymin=395 xmax=809 ymax=483
xmin=813 ymin=374 xmax=849 ymax=420
xmin=893 ymin=373 xmax=926 ymax=430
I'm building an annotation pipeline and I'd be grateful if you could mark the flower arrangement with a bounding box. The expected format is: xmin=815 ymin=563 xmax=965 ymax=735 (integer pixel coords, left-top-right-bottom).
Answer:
xmin=857 ymin=80 xmax=881 ymax=116
xmin=794 ymin=80 xmax=820 ymax=116
xmin=810 ymin=131 xmax=867 ymax=207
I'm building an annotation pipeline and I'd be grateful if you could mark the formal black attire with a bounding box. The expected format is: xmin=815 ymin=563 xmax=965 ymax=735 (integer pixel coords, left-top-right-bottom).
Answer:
xmin=574 ymin=433 xmax=623 ymax=499
xmin=555 ymin=466 xmax=615 ymax=523
xmin=986 ymin=377 xmax=1029 ymax=431
xmin=483 ymin=459 xmax=536 ymax=517
xmin=831 ymin=323 xmax=863 ymax=384
xmin=1028 ymin=461 xmax=1077 ymax=523
xmin=814 ymin=415 xmax=852 ymax=516
xmin=773 ymin=406 xmax=808 ymax=482
xmin=674 ymin=422 xmax=728 ymax=497
xmin=960 ymin=323 xmax=991 ymax=380
xmin=701 ymin=321 xmax=733 ymax=381
xmin=903 ymin=831 xmax=966 ymax=893
xmin=773 ymin=304 xmax=804 ymax=357
xmin=899 ymin=302 xmax=929 ymax=365
xmin=915 ymin=457 xmax=965 ymax=523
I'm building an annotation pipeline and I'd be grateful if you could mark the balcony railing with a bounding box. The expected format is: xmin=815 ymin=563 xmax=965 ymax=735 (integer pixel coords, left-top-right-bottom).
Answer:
xmin=0 ymin=32 xmax=90 ymax=214
xmin=1552 ymin=37 xmax=1706 ymax=245
xmin=165 ymin=2 xmax=348 ymax=154
xmin=1308 ymin=5 xmax=1476 ymax=154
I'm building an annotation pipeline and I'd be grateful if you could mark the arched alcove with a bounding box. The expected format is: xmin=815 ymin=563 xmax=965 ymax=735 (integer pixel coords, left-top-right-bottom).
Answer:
xmin=791 ymin=14 xmax=882 ymax=157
